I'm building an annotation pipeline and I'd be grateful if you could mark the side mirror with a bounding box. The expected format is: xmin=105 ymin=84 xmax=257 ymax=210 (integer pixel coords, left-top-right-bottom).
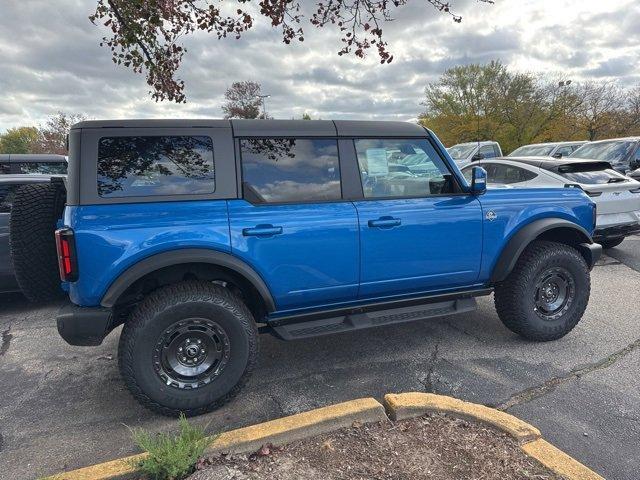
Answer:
xmin=470 ymin=166 xmax=487 ymax=195
xmin=630 ymin=159 xmax=640 ymax=170
xmin=471 ymin=153 xmax=484 ymax=161
xmin=552 ymin=152 xmax=563 ymax=159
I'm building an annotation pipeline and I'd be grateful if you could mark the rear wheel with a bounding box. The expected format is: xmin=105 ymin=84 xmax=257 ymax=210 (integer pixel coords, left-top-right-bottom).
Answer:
xmin=9 ymin=183 xmax=66 ymax=301
xmin=118 ymin=281 xmax=258 ymax=416
xmin=494 ymin=240 xmax=590 ymax=341
xmin=599 ymin=237 xmax=624 ymax=249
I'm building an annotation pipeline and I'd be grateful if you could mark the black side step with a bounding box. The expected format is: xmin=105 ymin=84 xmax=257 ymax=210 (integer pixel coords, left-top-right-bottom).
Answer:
xmin=270 ymin=297 xmax=477 ymax=340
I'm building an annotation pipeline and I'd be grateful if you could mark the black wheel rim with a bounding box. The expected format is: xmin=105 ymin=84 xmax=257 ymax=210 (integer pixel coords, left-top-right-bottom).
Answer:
xmin=533 ymin=267 xmax=575 ymax=320
xmin=153 ymin=318 xmax=231 ymax=389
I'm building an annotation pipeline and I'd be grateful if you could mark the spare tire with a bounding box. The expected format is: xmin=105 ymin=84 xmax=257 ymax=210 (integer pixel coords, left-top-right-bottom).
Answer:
xmin=10 ymin=183 xmax=66 ymax=302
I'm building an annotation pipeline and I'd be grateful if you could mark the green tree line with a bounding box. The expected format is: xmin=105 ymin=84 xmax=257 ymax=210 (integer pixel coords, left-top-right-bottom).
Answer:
xmin=419 ymin=61 xmax=640 ymax=153
xmin=0 ymin=112 xmax=84 ymax=155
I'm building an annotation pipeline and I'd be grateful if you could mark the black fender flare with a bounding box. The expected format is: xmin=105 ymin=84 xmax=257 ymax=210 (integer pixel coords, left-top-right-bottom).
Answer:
xmin=489 ymin=218 xmax=596 ymax=283
xmin=100 ymin=248 xmax=276 ymax=312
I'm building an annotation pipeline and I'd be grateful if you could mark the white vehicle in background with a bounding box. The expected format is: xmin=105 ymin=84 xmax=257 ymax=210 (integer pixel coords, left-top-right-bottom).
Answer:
xmin=461 ymin=157 xmax=640 ymax=249
xmin=508 ymin=141 xmax=587 ymax=159
xmin=569 ymin=137 xmax=640 ymax=173
xmin=447 ymin=141 xmax=502 ymax=165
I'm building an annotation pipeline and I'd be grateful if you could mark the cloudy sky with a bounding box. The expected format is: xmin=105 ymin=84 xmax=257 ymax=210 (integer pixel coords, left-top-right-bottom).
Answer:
xmin=0 ymin=0 xmax=638 ymax=131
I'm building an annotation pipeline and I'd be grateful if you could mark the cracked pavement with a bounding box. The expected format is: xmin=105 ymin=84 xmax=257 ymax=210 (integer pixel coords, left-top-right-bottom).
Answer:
xmin=1 ymin=254 xmax=640 ymax=479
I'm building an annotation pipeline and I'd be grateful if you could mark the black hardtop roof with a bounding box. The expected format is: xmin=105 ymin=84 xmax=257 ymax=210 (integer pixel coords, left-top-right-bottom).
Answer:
xmin=498 ymin=156 xmax=613 ymax=172
xmin=70 ymin=119 xmax=428 ymax=137
xmin=0 ymin=154 xmax=67 ymax=162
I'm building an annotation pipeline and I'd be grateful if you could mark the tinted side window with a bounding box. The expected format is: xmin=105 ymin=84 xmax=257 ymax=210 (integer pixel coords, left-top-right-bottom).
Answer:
xmin=16 ymin=162 xmax=67 ymax=174
xmin=240 ymin=138 xmax=341 ymax=204
xmin=0 ymin=163 xmax=10 ymax=174
xmin=467 ymin=163 xmax=537 ymax=185
xmin=355 ymin=138 xmax=454 ymax=198
xmin=489 ymin=164 xmax=537 ymax=184
xmin=97 ymin=136 xmax=215 ymax=198
xmin=480 ymin=145 xmax=498 ymax=159
xmin=555 ymin=146 xmax=573 ymax=157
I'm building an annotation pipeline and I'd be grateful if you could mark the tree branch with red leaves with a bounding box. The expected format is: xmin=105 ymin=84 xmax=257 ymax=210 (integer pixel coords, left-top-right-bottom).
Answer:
xmin=90 ymin=0 xmax=492 ymax=102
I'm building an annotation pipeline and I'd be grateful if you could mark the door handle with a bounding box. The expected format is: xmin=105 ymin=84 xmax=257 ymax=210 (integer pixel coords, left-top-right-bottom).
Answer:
xmin=368 ymin=217 xmax=401 ymax=229
xmin=242 ymin=224 xmax=283 ymax=237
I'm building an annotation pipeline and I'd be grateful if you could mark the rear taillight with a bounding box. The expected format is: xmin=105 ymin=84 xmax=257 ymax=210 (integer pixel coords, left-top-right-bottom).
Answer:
xmin=55 ymin=228 xmax=78 ymax=282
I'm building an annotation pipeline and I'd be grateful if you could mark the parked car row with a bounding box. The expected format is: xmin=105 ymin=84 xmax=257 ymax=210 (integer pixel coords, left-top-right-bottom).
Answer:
xmin=508 ymin=141 xmax=587 ymax=159
xmin=0 ymin=154 xmax=67 ymax=175
xmin=449 ymin=137 xmax=640 ymax=174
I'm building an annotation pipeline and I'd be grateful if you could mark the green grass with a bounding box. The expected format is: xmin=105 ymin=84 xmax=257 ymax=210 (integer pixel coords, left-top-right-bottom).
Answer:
xmin=129 ymin=414 xmax=213 ymax=480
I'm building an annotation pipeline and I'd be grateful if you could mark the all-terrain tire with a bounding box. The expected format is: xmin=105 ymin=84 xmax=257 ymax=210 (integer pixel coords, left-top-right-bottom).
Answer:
xmin=9 ymin=183 xmax=66 ymax=302
xmin=494 ymin=240 xmax=590 ymax=342
xmin=599 ymin=237 xmax=624 ymax=249
xmin=118 ymin=281 xmax=259 ymax=417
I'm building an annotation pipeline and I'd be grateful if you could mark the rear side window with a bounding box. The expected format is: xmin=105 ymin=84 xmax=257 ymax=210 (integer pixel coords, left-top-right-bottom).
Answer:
xmin=560 ymin=168 xmax=628 ymax=185
xmin=355 ymin=138 xmax=454 ymax=198
xmin=16 ymin=162 xmax=67 ymax=174
xmin=240 ymin=138 xmax=341 ymax=204
xmin=487 ymin=164 xmax=537 ymax=184
xmin=97 ymin=136 xmax=215 ymax=198
xmin=479 ymin=144 xmax=498 ymax=159
xmin=554 ymin=146 xmax=573 ymax=157
xmin=462 ymin=163 xmax=537 ymax=184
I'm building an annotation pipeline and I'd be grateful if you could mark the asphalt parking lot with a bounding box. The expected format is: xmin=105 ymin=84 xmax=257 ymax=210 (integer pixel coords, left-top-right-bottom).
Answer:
xmin=1 ymin=247 xmax=639 ymax=480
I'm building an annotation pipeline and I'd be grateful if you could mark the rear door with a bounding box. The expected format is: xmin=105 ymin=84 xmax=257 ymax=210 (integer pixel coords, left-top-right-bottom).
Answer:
xmin=350 ymin=137 xmax=483 ymax=299
xmin=228 ymin=136 xmax=359 ymax=312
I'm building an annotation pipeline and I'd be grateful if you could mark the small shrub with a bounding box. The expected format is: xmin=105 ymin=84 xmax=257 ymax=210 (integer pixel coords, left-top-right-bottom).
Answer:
xmin=130 ymin=414 xmax=212 ymax=480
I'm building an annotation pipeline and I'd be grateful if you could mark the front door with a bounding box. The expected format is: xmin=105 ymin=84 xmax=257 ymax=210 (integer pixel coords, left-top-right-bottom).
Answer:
xmin=228 ymin=137 xmax=359 ymax=312
xmin=351 ymin=137 xmax=483 ymax=299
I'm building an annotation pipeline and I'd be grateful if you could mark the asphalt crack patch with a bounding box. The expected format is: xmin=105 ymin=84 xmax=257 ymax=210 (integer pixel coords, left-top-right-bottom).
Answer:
xmin=0 ymin=325 xmax=12 ymax=357
xmin=420 ymin=342 xmax=440 ymax=392
xmin=495 ymin=337 xmax=640 ymax=411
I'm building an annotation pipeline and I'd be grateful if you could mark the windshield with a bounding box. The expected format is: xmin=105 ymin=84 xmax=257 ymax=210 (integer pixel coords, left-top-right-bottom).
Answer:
xmin=447 ymin=144 xmax=476 ymax=160
xmin=509 ymin=145 xmax=555 ymax=157
xmin=570 ymin=141 xmax=635 ymax=162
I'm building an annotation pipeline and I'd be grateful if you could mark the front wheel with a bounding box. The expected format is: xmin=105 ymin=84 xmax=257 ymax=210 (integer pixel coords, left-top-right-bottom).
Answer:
xmin=494 ymin=240 xmax=590 ymax=342
xmin=118 ymin=281 xmax=258 ymax=416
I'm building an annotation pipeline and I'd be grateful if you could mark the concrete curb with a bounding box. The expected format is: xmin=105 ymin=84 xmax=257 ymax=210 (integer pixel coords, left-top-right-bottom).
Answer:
xmin=42 ymin=397 xmax=386 ymax=480
xmin=384 ymin=392 xmax=540 ymax=443
xmin=44 ymin=393 xmax=603 ymax=480
xmin=383 ymin=392 xmax=604 ymax=480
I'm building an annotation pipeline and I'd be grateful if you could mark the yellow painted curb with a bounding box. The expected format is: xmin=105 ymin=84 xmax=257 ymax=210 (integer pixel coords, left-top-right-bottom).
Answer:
xmin=42 ymin=397 xmax=386 ymax=480
xmin=384 ymin=392 xmax=604 ymax=480
xmin=522 ymin=439 xmax=605 ymax=480
xmin=42 ymin=393 xmax=605 ymax=480
xmin=384 ymin=392 xmax=540 ymax=443
xmin=208 ymin=396 xmax=387 ymax=454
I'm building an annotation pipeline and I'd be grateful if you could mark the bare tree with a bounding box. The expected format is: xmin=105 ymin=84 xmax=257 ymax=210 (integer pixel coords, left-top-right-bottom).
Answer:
xmin=89 ymin=0 xmax=493 ymax=102
xmin=577 ymin=81 xmax=626 ymax=140
xmin=32 ymin=112 xmax=86 ymax=155
xmin=221 ymin=81 xmax=264 ymax=119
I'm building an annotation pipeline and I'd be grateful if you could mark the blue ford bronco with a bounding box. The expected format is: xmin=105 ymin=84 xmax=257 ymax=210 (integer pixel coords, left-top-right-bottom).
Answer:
xmin=12 ymin=119 xmax=601 ymax=416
